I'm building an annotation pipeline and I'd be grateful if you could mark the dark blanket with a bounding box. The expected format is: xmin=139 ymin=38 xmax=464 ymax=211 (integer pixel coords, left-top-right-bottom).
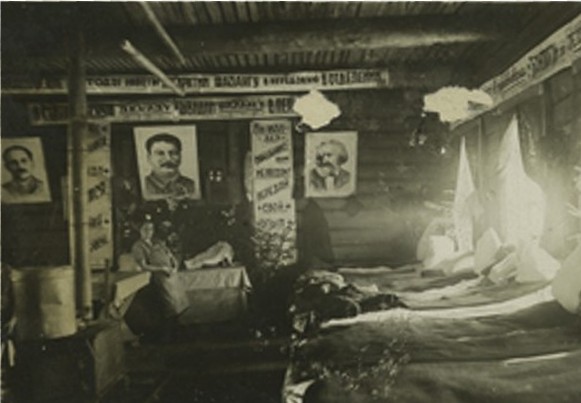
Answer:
xmin=290 ymin=271 xmax=405 ymax=333
xmin=286 ymin=300 xmax=581 ymax=403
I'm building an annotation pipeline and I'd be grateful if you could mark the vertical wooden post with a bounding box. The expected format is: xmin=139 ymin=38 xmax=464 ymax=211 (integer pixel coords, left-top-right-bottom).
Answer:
xmin=68 ymin=28 xmax=92 ymax=320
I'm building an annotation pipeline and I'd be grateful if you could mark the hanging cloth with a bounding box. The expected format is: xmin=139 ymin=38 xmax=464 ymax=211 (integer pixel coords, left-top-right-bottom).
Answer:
xmin=453 ymin=137 xmax=477 ymax=253
xmin=493 ymin=115 xmax=546 ymax=247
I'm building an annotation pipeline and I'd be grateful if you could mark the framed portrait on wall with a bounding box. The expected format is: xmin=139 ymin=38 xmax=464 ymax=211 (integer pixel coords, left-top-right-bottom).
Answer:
xmin=305 ymin=131 xmax=357 ymax=198
xmin=1 ymin=137 xmax=52 ymax=204
xmin=134 ymin=125 xmax=201 ymax=200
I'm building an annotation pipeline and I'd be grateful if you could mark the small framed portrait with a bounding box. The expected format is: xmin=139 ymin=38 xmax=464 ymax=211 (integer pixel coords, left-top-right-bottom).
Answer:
xmin=1 ymin=137 xmax=52 ymax=204
xmin=134 ymin=125 xmax=201 ymax=201
xmin=305 ymin=131 xmax=357 ymax=198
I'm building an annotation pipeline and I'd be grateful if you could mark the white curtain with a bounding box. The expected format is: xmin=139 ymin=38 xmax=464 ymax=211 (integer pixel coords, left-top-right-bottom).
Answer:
xmin=453 ymin=136 xmax=476 ymax=253
xmin=494 ymin=115 xmax=546 ymax=247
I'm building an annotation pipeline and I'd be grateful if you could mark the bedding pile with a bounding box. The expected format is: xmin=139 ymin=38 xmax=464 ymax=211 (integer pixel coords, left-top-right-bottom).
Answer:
xmin=289 ymin=270 xmax=406 ymax=335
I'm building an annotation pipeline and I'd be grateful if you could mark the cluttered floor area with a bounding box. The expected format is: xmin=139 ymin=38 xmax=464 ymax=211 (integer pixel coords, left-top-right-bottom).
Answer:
xmin=2 ymin=321 xmax=290 ymax=403
xmin=108 ymin=324 xmax=289 ymax=403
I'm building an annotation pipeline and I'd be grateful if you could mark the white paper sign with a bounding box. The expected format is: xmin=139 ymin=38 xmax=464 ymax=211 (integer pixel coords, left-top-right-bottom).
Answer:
xmin=8 ymin=69 xmax=390 ymax=95
xmin=85 ymin=122 xmax=113 ymax=269
xmin=251 ymin=120 xmax=296 ymax=266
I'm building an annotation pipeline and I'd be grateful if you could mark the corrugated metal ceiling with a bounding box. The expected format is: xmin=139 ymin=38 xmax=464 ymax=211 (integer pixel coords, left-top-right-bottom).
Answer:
xmin=2 ymin=2 xmax=580 ymax=89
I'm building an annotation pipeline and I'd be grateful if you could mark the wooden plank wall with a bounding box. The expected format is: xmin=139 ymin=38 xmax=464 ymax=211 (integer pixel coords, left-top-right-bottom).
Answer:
xmin=0 ymin=89 xmax=457 ymax=269
xmin=294 ymin=89 xmax=455 ymax=266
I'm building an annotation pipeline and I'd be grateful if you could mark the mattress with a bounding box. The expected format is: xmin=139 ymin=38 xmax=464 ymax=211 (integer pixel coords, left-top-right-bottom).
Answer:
xmin=284 ymin=269 xmax=581 ymax=403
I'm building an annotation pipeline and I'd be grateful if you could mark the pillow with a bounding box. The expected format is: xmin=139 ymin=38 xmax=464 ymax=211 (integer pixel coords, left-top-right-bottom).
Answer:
xmin=515 ymin=243 xmax=560 ymax=283
xmin=474 ymin=228 xmax=502 ymax=273
xmin=422 ymin=235 xmax=455 ymax=270
xmin=551 ymin=243 xmax=581 ymax=314
xmin=488 ymin=252 xmax=518 ymax=285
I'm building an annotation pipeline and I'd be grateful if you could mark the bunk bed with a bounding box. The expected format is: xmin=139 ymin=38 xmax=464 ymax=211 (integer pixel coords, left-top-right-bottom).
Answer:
xmin=283 ymin=267 xmax=581 ymax=403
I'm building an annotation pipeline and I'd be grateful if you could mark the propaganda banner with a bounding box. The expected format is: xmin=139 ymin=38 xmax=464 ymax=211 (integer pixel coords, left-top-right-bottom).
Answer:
xmin=7 ymin=68 xmax=390 ymax=95
xmin=28 ymin=95 xmax=298 ymax=125
xmin=481 ymin=14 xmax=581 ymax=105
xmin=251 ymin=120 xmax=296 ymax=267
xmin=85 ymin=122 xmax=113 ymax=270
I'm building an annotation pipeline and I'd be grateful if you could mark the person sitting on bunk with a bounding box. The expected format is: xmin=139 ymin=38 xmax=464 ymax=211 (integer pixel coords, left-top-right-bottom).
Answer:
xmin=131 ymin=220 xmax=189 ymax=341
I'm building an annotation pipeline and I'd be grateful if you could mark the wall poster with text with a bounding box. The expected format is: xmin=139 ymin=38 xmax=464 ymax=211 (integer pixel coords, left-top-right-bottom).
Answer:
xmin=85 ymin=122 xmax=113 ymax=269
xmin=251 ymin=120 xmax=296 ymax=267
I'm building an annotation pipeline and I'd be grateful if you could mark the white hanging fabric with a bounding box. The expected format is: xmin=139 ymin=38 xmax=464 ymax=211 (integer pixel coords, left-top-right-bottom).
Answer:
xmin=494 ymin=115 xmax=546 ymax=247
xmin=453 ymin=137 xmax=476 ymax=253
xmin=552 ymin=243 xmax=581 ymax=314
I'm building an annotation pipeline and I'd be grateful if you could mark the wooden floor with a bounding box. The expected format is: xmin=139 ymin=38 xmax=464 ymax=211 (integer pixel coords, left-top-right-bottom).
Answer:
xmin=2 ymin=322 xmax=290 ymax=403
xmin=102 ymin=323 xmax=290 ymax=403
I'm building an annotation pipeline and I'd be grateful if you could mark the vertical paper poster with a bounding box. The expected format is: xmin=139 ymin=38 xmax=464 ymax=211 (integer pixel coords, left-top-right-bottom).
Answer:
xmin=85 ymin=122 xmax=113 ymax=269
xmin=251 ymin=120 xmax=296 ymax=266
xmin=134 ymin=125 xmax=201 ymax=201
xmin=305 ymin=131 xmax=358 ymax=198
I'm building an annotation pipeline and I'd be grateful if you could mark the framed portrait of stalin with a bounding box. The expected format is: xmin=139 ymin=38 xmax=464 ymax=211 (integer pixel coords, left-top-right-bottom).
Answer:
xmin=305 ymin=131 xmax=357 ymax=198
xmin=1 ymin=137 xmax=52 ymax=204
xmin=134 ymin=125 xmax=201 ymax=201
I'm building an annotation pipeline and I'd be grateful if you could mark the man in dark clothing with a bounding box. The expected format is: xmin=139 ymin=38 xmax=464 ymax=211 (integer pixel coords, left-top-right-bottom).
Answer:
xmin=297 ymin=199 xmax=335 ymax=270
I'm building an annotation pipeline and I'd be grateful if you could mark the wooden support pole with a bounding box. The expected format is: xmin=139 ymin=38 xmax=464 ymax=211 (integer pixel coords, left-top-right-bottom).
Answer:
xmin=121 ymin=40 xmax=186 ymax=97
xmin=68 ymin=29 xmax=93 ymax=321
xmin=139 ymin=1 xmax=187 ymax=65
